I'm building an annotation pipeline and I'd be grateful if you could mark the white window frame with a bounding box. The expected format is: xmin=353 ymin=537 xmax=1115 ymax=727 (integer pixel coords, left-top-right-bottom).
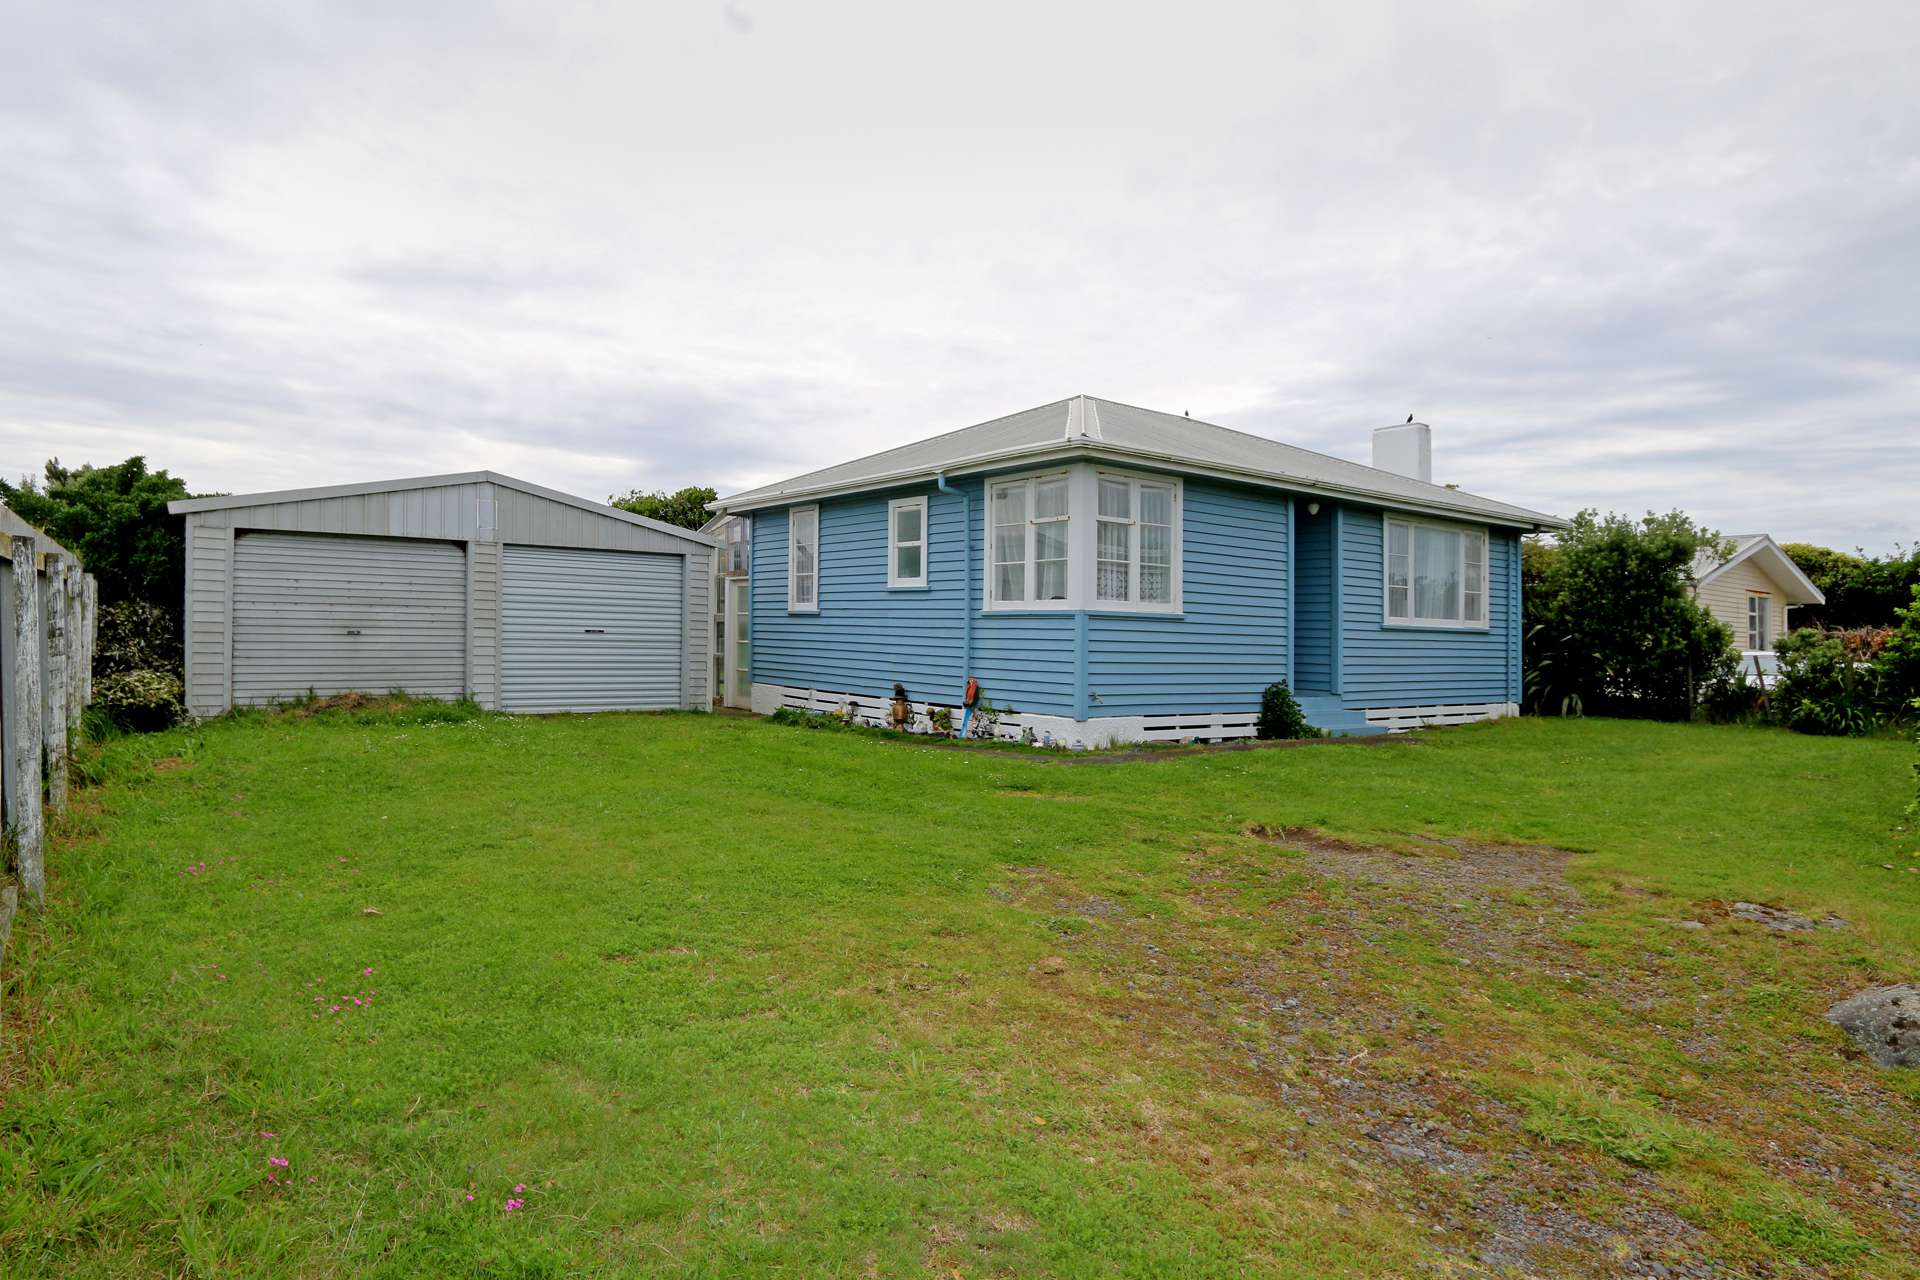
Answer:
xmin=982 ymin=464 xmax=1182 ymax=614
xmin=1747 ymin=592 xmax=1770 ymax=650
xmin=886 ymin=496 xmax=929 ymax=589
xmin=787 ymin=504 xmax=819 ymax=613
xmin=1381 ymin=514 xmax=1490 ymax=630
xmin=1093 ymin=470 xmax=1181 ymax=609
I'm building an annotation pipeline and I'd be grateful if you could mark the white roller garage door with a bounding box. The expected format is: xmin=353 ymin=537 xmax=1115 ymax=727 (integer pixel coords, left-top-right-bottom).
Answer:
xmin=499 ymin=545 xmax=684 ymax=712
xmin=231 ymin=532 xmax=468 ymax=705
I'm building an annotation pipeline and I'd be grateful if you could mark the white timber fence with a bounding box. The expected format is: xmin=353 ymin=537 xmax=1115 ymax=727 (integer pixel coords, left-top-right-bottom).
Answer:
xmin=0 ymin=505 xmax=98 ymax=976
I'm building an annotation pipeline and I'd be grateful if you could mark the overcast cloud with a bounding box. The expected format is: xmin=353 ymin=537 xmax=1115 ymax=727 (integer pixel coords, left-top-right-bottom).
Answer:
xmin=2 ymin=0 xmax=1915 ymax=549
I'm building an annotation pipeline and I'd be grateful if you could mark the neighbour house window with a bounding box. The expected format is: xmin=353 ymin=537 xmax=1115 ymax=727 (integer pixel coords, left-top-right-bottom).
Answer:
xmin=887 ymin=496 xmax=928 ymax=588
xmin=788 ymin=505 xmax=819 ymax=612
xmin=1384 ymin=517 xmax=1489 ymax=628
xmin=1747 ymin=594 xmax=1770 ymax=650
xmin=986 ymin=465 xmax=1181 ymax=612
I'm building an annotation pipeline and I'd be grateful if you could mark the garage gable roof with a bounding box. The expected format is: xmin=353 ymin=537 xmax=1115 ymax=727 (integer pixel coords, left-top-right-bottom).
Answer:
xmin=169 ymin=471 xmax=716 ymax=547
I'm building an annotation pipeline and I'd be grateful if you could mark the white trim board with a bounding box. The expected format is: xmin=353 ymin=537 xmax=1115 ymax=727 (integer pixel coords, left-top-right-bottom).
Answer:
xmin=748 ymin=683 xmax=1517 ymax=747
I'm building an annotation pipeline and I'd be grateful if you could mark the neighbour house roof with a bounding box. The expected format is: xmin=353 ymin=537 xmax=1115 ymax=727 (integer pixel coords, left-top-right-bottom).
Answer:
xmin=1693 ymin=533 xmax=1826 ymax=605
xmin=711 ymin=395 xmax=1567 ymax=529
xmin=168 ymin=470 xmax=716 ymax=546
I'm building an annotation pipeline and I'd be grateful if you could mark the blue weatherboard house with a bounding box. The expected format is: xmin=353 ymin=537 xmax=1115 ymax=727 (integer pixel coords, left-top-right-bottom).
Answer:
xmin=707 ymin=396 xmax=1566 ymax=745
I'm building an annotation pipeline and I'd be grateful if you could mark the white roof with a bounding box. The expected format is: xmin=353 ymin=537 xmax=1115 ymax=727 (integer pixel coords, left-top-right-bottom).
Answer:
xmin=713 ymin=395 xmax=1566 ymax=529
xmin=1694 ymin=533 xmax=1826 ymax=605
xmin=169 ymin=470 xmax=715 ymax=547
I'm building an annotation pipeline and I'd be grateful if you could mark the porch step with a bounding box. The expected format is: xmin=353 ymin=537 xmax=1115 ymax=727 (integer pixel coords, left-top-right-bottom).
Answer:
xmin=1294 ymin=695 xmax=1390 ymax=738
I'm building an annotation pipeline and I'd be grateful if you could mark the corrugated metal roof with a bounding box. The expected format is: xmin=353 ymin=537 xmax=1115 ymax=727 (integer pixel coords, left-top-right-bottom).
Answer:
xmin=168 ymin=470 xmax=716 ymax=547
xmin=714 ymin=395 xmax=1566 ymax=529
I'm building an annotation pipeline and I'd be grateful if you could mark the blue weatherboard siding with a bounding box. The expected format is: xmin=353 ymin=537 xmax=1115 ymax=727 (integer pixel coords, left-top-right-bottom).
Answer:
xmin=1332 ymin=506 xmax=1521 ymax=709
xmin=749 ymin=480 xmax=1077 ymax=715
xmin=1292 ymin=507 xmax=1334 ymax=693
xmin=749 ymin=477 xmax=1524 ymax=726
xmin=1083 ymin=479 xmax=1289 ymax=717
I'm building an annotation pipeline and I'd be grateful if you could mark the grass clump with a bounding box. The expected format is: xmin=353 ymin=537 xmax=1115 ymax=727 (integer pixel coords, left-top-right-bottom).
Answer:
xmin=1498 ymin=1077 xmax=1720 ymax=1169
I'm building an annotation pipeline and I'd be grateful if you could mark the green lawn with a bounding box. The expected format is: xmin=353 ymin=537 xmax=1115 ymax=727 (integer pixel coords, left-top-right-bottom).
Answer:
xmin=4 ymin=706 xmax=1917 ymax=1278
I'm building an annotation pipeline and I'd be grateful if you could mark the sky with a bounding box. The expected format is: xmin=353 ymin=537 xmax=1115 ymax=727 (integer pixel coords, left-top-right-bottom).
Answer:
xmin=2 ymin=0 xmax=1915 ymax=551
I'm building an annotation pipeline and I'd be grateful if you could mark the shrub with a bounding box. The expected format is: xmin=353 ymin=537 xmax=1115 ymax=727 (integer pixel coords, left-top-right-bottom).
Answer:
xmin=1256 ymin=680 xmax=1313 ymax=740
xmin=1770 ymin=592 xmax=1920 ymax=737
xmin=1523 ymin=511 xmax=1740 ymax=720
xmin=93 ymin=668 xmax=186 ymax=732
xmin=1769 ymin=629 xmax=1887 ymax=736
xmin=94 ymin=599 xmax=183 ymax=679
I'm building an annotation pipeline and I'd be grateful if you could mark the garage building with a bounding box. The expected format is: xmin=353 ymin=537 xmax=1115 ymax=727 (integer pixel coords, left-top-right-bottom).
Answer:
xmin=170 ymin=472 xmax=715 ymax=717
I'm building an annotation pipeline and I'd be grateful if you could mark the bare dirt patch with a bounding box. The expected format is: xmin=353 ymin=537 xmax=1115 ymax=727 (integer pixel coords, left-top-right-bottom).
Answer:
xmin=151 ymin=756 xmax=191 ymax=773
xmin=989 ymin=827 xmax=1919 ymax=1276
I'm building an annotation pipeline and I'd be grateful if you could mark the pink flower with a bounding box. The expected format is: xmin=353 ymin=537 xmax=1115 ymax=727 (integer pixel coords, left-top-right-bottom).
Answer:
xmin=259 ymin=1130 xmax=276 ymax=1138
xmin=465 ymin=1193 xmax=474 ymax=1202
xmin=503 ymin=1197 xmax=524 ymax=1213
xmin=329 ymin=1005 xmax=341 ymax=1013
xmin=270 ymin=1157 xmax=289 ymax=1168
xmin=363 ymin=967 xmax=374 ymax=976
xmin=514 ymin=1183 xmax=525 ymax=1193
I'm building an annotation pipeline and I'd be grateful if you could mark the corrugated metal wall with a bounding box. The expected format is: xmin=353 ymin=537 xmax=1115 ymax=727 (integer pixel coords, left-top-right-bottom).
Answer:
xmin=179 ymin=478 xmax=712 ymax=717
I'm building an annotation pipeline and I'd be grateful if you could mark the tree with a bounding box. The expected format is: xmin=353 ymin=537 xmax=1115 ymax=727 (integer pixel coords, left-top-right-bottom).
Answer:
xmin=607 ymin=485 xmax=718 ymax=531
xmin=1523 ymin=510 xmax=1739 ymax=720
xmin=1782 ymin=541 xmax=1920 ymax=629
xmin=0 ymin=457 xmax=191 ymax=611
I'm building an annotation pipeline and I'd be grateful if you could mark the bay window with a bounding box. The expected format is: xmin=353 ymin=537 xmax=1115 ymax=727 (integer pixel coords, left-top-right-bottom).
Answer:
xmin=1384 ymin=516 xmax=1488 ymax=628
xmin=986 ymin=465 xmax=1181 ymax=612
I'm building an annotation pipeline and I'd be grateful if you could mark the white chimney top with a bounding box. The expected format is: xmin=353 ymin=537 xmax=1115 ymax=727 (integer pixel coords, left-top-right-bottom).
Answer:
xmin=1372 ymin=422 xmax=1432 ymax=483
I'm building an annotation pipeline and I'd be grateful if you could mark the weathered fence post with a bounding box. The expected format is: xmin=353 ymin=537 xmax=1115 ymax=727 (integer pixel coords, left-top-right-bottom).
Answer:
xmin=44 ymin=558 xmax=70 ymax=816
xmin=8 ymin=536 xmax=45 ymax=910
xmin=64 ymin=562 xmax=85 ymax=748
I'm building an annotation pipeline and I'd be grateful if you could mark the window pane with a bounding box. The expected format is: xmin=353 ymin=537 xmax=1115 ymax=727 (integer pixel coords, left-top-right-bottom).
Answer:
xmin=993 ymin=526 xmax=1025 ymax=573
xmin=1096 ymin=519 xmax=1130 ymax=601
xmin=1388 ymin=522 xmax=1410 ymax=558
xmin=1413 ymin=527 xmax=1461 ymax=620
xmin=993 ymin=484 xmax=1026 ymax=525
xmin=1035 ymin=519 xmax=1068 ymax=564
xmin=894 ymin=504 xmax=921 ymax=543
xmin=1389 ymin=584 xmax=1409 ymax=618
xmin=1037 ymin=560 xmax=1068 ymax=600
xmin=1140 ymin=521 xmax=1172 ymax=604
xmin=1035 ymin=478 xmax=1068 ymax=519
xmin=1098 ymin=478 xmax=1130 ymax=518
xmin=896 ymin=545 xmax=921 ymax=581
xmin=1138 ymin=484 xmax=1172 ymax=526
xmin=995 ymin=563 xmax=1024 ymax=601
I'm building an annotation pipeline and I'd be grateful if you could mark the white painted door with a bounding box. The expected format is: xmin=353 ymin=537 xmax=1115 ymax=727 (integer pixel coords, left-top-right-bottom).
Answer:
xmin=230 ymin=532 xmax=467 ymax=706
xmin=723 ymin=577 xmax=751 ymax=708
xmin=499 ymin=545 xmax=684 ymax=713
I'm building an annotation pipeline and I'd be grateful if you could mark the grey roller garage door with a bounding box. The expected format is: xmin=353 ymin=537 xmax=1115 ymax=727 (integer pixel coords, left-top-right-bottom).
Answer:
xmin=231 ymin=532 xmax=468 ymax=705
xmin=500 ymin=545 xmax=684 ymax=712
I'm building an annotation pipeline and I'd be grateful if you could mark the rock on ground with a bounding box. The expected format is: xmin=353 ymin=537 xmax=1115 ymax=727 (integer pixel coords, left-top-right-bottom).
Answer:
xmin=1827 ymin=984 xmax=1920 ymax=1068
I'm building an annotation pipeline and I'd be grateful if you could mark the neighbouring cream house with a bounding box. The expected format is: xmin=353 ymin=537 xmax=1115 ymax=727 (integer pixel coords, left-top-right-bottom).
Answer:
xmin=1692 ymin=534 xmax=1825 ymax=671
